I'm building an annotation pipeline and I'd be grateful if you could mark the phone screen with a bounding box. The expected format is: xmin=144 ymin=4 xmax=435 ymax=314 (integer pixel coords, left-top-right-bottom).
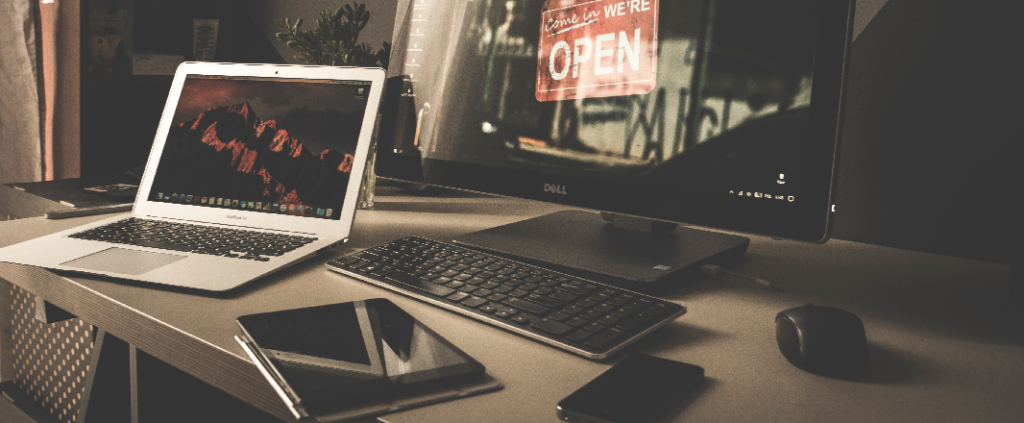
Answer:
xmin=557 ymin=354 xmax=705 ymax=423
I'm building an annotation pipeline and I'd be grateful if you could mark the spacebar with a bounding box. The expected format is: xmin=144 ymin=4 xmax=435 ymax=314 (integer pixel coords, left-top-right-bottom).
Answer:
xmin=125 ymin=239 xmax=193 ymax=252
xmin=386 ymin=272 xmax=456 ymax=297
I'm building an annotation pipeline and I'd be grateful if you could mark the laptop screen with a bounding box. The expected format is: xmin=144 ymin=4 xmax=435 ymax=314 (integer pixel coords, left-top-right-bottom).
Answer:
xmin=146 ymin=75 xmax=373 ymax=220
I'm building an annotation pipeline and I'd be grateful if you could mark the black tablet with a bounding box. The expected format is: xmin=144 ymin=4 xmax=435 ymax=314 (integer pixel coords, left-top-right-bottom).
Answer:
xmin=237 ymin=299 xmax=485 ymax=407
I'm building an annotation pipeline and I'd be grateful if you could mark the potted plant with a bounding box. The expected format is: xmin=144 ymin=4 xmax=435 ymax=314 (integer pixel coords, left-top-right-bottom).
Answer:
xmin=276 ymin=2 xmax=391 ymax=208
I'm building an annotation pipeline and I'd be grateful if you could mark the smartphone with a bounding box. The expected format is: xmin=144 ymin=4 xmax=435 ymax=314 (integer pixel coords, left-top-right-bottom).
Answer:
xmin=556 ymin=354 xmax=705 ymax=423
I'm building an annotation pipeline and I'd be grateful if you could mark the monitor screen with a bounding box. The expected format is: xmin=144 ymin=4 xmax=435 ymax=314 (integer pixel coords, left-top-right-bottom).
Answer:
xmin=147 ymin=75 xmax=374 ymax=220
xmin=377 ymin=0 xmax=852 ymax=242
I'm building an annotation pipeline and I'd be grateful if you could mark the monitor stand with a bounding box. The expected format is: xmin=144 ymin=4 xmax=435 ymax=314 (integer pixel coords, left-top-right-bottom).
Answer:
xmin=453 ymin=210 xmax=749 ymax=290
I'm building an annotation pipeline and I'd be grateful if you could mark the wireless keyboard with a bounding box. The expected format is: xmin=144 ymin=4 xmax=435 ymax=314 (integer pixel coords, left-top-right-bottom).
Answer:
xmin=326 ymin=236 xmax=686 ymax=359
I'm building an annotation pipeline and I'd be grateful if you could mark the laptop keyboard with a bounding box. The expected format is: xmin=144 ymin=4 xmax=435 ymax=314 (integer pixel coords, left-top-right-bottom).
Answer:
xmin=68 ymin=218 xmax=317 ymax=261
xmin=327 ymin=236 xmax=686 ymax=359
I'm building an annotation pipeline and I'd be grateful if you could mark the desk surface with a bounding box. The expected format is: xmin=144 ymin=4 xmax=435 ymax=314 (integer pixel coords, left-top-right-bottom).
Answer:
xmin=1 ymin=187 xmax=1022 ymax=422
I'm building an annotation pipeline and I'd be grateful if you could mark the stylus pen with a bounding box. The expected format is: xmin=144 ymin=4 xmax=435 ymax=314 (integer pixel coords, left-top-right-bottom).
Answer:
xmin=45 ymin=204 xmax=133 ymax=219
xmin=699 ymin=264 xmax=784 ymax=291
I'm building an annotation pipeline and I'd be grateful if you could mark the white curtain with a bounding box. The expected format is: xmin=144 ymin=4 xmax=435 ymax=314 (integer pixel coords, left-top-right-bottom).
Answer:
xmin=0 ymin=0 xmax=42 ymax=184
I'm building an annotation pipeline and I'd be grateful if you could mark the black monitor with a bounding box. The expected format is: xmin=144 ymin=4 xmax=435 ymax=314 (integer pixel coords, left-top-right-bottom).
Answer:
xmin=376 ymin=0 xmax=854 ymax=288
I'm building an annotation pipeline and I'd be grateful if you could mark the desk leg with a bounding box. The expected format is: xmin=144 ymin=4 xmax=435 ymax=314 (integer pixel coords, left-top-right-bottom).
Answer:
xmin=77 ymin=329 xmax=131 ymax=423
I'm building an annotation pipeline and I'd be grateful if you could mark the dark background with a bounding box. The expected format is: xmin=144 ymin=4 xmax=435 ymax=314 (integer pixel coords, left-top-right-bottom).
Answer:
xmin=76 ymin=0 xmax=1021 ymax=266
xmin=830 ymin=0 xmax=1020 ymax=265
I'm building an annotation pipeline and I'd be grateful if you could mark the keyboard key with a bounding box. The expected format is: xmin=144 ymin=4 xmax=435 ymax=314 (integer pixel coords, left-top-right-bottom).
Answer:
xmin=525 ymin=294 xmax=564 ymax=308
xmin=535 ymin=287 xmax=554 ymax=295
xmin=370 ymin=267 xmax=394 ymax=277
xmin=563 ymin=305 xmax=586 ymax=315
xmin=547 ymin=311 xmax=570 ymax=321
xmin=511 ymin=315 xmax=530 ymax=324
xmin=646 ymin=304 xmax=669 ymax=316
xmin=461 ymin=297 xmax=488 ymax=308
xmin=551 ymin=291 xmax=578 ymax=302
xmin=503 ymin=298 xmax=551 ymax=315
xmin=386 ymin=272 xmax=456 ymax=297
xmin=625 ymin=300 xmax=649 ymax=311
xmin=447 ymin=292 xmax=470 ymax=302
xmin=566 ymin=330 xmax=591 ymax=342
xmin=557 ymin=283 xmax=591 ymax=296
xmin=565 ymin=317 xmax=588 ymax=327
xmin=509 ymin=289 xmax=530 ymax=298
xmin=531 ymin=318 xmax=573 ymax=335
xmin=126 ymin=239 xmax=193 ymax=252
xmin=332 ymin=257 xmax=360 ymax=266
xmin=615 ymin=313 xmax=656 ymax=331
xmin=584 ymin=328 xmax=625 ymax=348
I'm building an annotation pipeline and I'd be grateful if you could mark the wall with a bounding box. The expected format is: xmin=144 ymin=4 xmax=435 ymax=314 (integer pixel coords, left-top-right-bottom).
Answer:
xmin=831 ymin=0 xmax=1020 ymax=264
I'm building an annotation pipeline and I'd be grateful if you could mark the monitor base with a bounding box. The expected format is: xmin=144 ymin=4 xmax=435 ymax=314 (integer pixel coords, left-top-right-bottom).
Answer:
xmin=453 ymin=210 xmax=749 ymax=289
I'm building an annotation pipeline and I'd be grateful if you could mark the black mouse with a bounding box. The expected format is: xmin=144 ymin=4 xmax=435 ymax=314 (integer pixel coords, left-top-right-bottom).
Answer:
xmin=775 ymin=304 xmax=869 ymax=379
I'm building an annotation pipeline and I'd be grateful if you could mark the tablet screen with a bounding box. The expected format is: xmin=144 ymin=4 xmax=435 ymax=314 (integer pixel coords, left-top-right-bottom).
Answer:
xmin=237 ymin=299 xmax=485 ymax=401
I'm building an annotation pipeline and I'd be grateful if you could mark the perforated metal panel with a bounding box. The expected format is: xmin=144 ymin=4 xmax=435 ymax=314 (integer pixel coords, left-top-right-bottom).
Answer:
xmin=9 ymin=286 xmax=94 ymax=423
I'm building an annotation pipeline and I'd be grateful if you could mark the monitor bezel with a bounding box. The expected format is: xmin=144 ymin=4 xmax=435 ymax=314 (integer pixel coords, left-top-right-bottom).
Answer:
xmin=376 ymin=0 xmax=854 ymax=243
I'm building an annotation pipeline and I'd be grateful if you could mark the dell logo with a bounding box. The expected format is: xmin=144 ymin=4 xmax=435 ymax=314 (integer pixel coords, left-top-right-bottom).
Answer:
xmin=543 ymin=183 xmax=568 ymax=195
xmin=227 ymin=215 xmax=247 ymax=220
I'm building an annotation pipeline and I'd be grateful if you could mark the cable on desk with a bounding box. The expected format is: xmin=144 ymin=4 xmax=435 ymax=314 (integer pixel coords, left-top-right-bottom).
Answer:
xmin=699 ymin=264 xmax=784 ymax=291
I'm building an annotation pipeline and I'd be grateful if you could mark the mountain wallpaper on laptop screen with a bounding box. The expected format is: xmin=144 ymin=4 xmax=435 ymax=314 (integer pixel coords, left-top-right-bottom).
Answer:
xmin=150 ymin=101 xmax=359 ymax=208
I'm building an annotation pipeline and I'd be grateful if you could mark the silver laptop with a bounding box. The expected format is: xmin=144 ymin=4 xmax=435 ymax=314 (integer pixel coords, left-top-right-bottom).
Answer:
xmin=0 ymin=62 xmax=385 ymax=291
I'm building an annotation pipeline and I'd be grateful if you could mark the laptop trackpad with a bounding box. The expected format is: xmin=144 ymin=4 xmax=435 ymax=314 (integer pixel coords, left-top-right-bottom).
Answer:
xmin=62 ymin=248 xmax=187 ymax=275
